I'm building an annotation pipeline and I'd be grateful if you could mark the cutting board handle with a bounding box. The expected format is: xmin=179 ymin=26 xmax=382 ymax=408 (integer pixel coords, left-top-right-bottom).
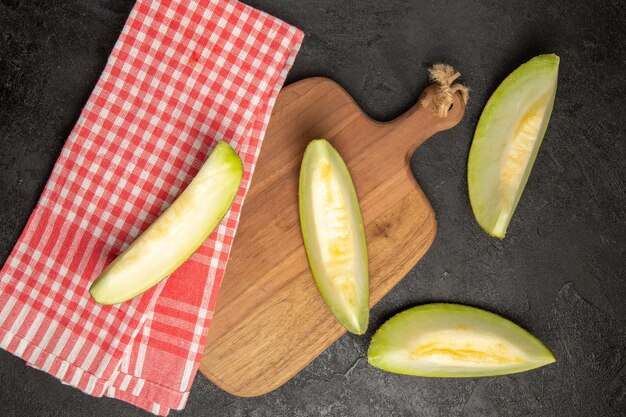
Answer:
xmin=379 ymin=85 xmax=466 ymax=161
xmin=418 ymin=84 xmax=467 ymax=129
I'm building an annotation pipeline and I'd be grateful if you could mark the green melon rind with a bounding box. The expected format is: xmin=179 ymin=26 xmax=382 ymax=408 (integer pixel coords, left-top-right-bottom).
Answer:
xmin=468 ymin=54 xmax=560 ymax=238
xmin=368 ymin=303 xmax=556 ymax=377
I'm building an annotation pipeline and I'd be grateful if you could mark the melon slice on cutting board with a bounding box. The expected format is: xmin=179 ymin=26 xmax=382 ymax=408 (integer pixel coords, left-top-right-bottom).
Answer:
xmin=299 ymin=139 xmax=369 ymax=335
xmin=468 ymin=54 xmax=559 ymax=238
xmin=368 ymin=304 xmax=555 ymax=377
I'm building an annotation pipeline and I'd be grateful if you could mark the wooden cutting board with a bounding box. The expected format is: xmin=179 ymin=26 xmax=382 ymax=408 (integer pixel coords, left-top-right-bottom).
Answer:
xmin=199 ymin=77 xmax=465 ymax=396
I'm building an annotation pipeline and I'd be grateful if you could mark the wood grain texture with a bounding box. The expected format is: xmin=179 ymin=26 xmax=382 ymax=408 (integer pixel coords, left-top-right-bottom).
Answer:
xmin=199 ymin=77 xmax=465 ymax=396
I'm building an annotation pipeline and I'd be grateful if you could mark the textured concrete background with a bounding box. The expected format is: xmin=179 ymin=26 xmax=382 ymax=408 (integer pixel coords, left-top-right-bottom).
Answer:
xmin=1 ymin=0 xmax=625 ymax=416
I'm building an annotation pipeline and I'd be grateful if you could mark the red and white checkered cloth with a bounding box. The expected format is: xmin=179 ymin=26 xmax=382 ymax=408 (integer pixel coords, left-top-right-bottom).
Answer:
xmin=0 ymin=0 xmax=302 ymax=414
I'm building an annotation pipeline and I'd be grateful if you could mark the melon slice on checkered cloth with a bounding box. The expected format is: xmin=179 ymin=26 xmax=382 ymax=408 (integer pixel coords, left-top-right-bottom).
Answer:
xmin=0 ymin=0 xmax=303 ymax=414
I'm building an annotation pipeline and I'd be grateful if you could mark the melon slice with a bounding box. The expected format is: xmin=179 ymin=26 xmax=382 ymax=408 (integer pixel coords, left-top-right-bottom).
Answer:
xmin=90 ymin=141 xmax=243 ymax=305
xmin=468 ymin=54 xmax=559 ymax=238
xmin=368 ymin=304 xmax=555 ymax=377
xmin=299 ymin=139 xmax=369 ymax=334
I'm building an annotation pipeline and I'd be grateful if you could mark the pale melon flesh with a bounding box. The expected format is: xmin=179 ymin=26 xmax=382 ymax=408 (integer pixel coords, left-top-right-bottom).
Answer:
xmin=90 ymin=141 xmax=243 ymax=305
xmin=368 ymin=304 xmax=555 ymax=377
xmin=468 ymin=54 xmax=559 ymax=238
xmin=299 ymin=139 xmax=369 ymax=334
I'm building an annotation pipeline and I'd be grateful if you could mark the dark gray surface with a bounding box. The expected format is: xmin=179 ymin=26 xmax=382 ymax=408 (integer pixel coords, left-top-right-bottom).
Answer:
xmin=1 ymin=0 xmax=624 ymax=416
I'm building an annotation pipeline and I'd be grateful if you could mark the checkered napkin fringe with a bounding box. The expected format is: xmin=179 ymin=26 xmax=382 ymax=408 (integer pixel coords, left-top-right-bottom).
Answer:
xmin=0 ymin=0 xmax=303 ymax=414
